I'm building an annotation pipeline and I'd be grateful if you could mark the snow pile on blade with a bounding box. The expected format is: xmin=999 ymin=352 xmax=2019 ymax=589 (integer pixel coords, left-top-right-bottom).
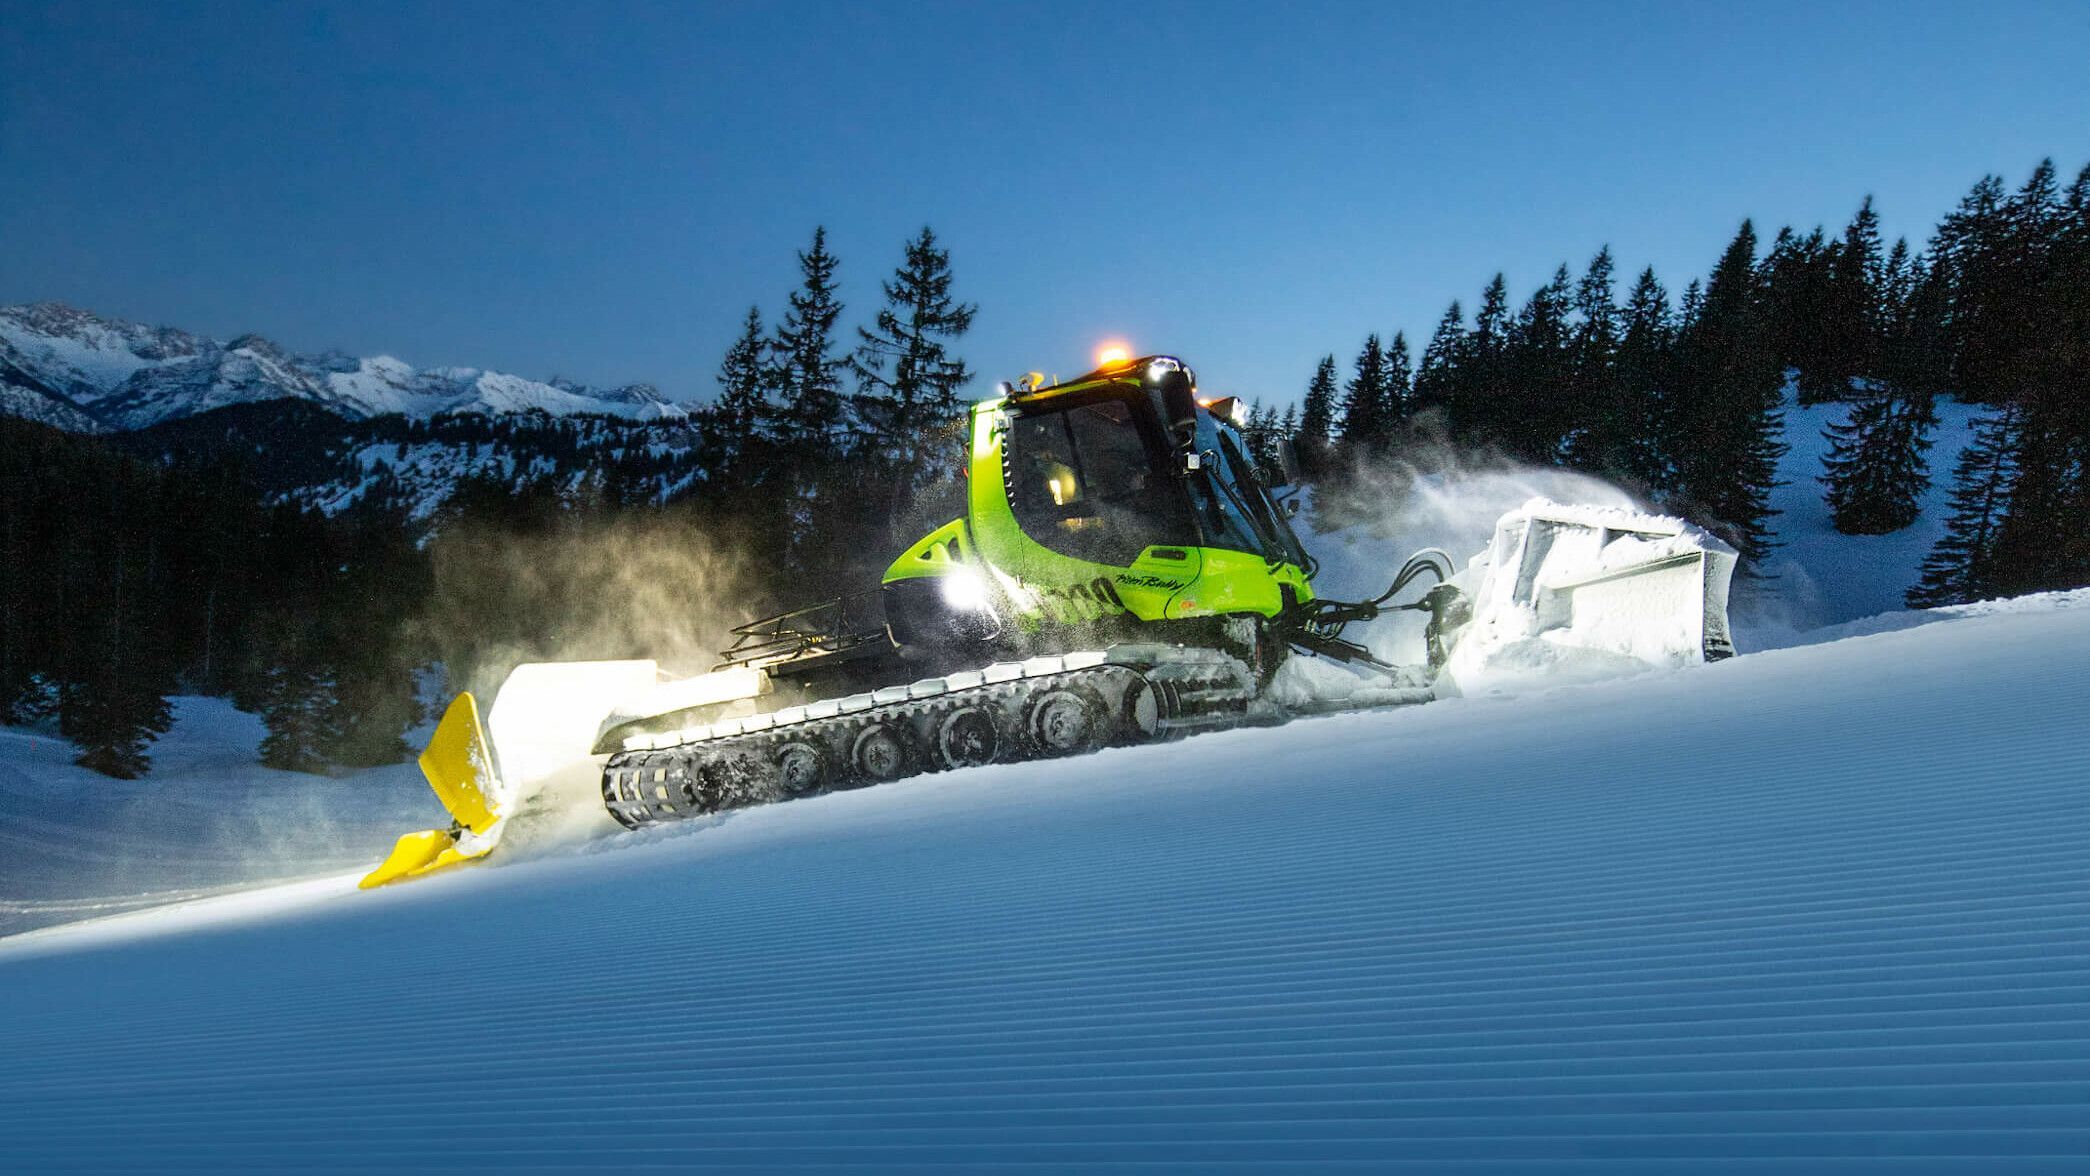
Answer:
xmin=1445 ymin=498 xmax=1737 ymax=692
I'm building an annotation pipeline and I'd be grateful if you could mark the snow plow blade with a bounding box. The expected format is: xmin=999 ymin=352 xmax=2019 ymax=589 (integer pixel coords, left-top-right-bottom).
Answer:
xmin=359 ymin=693 xmax=502 ymax=889
xmin=360 ymin=660 xmax=659 ymax=889
xmin=1445 ymin=499 xmax=1738 ymax=687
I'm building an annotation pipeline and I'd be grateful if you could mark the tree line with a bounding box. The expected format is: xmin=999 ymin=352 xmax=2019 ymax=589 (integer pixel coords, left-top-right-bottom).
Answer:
xmin=1246 ymin=156 xmax=2090 ymax=600
xmin=0 ymin=225 xmax=978 ymax=778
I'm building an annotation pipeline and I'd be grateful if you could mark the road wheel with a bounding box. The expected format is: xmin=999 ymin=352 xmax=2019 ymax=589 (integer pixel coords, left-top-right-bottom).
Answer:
xmin=850 ymin=722 xmax=915 ymax=783
xmin=935 ymin=706 xmax=1002 ymax=769
xmin=774 ymin=740 xmax=828 ymax=797
xmin=1025 ymin=684 xmax=1109 ymax=755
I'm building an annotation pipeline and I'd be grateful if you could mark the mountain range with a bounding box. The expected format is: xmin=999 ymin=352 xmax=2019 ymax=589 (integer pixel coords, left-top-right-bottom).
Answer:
xmin=0 ymin=302 xmax=693 ymax=433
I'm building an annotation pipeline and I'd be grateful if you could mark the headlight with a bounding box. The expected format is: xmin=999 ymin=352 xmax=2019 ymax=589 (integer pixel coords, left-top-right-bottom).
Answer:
xmin=939 ymin=571 xmax=992 ymax=612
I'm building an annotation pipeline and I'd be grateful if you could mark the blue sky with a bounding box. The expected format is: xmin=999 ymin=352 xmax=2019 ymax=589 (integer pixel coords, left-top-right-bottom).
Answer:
xmin=3 ymin=0 xmax=2086 ymax=407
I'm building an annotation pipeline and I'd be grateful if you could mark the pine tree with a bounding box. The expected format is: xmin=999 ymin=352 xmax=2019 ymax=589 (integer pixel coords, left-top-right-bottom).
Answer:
xmin=1462 ymin=275 xmax=1512 ymax=446
xmin=257 ymin=660 xmax=339 ymax=774
xmin=1296 ymin=355 xmax=1339 ymax=477
xmin=1337 ymin=334 xmax=1391 ymax=460
xmin=1759 ymin=226 xmax=1835 ymax=401
xmin=1611 ymin=266 xmax=1675 ymax=490
xmin=1908 ymin=406 xmax=2020 ymax=606
xmin=1383 ymin=331 xmax=1412 ymax=433
xmin=715 ymin=306 xmax=771 ymax=453
xmin=1933 ymin=174 xmax=2011 ymax=396
xmin=61 ymin=678 xmax=172 ymax=779
xmin=1670 ymin=222 xmax=1787 ymax=564
xmin=1505 ymin=265 xmax=1574 ymax=461
xmin=1410 ymin=301 xmax=1465 ymax=421
xmin=1818 ymin=196 xmax=1885 ymax=394
xmin=771 ymin=227 xmax=847 ymax=449
xmin=1981 ymin=159 xmax=2090 ymax=596
xmin=1563 ymin=248 xmax=1625 ymax=475
xmin=851 ymin=226 xmax=976 ymax=483
xmin=1820 ymin=393 xmax=1933 ymax=534
xmin=767 ymin=227 xmax=854 ymax=587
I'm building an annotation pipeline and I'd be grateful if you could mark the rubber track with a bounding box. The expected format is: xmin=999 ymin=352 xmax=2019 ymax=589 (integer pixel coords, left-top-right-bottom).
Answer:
xmin=602 ymin=647 xmax=1258 ymax=829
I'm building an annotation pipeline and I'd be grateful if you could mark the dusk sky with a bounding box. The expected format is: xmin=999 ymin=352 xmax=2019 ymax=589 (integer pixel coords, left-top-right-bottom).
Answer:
xmin=4 ymin=0 xmax=2086 ymax=406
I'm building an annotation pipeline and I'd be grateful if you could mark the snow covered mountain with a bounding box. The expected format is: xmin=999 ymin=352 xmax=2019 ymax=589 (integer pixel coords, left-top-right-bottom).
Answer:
xmin=0 ymin=302 xmax=692 ymax=431
xmin=2 ymin=591 xmax=2086 ymax=1169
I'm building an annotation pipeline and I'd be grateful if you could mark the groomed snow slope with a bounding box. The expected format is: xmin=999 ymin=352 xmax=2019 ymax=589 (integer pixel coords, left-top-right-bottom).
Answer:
xmin=0 ymin=699 xmax=432 ymax=938
xmin=3 ymin=594 xmax=2088 ymax=1171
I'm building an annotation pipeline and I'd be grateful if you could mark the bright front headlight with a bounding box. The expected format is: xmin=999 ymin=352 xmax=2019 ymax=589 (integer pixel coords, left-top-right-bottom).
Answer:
xmin=939 ymin=570 xmax=992 ymax=612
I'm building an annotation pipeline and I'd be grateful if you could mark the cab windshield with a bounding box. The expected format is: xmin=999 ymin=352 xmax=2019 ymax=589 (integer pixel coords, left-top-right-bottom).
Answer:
xmin=1006 ymin=398 xmax=1197 ymax=565
xmin=1186 ymin=411 xmax=1309 ymax=568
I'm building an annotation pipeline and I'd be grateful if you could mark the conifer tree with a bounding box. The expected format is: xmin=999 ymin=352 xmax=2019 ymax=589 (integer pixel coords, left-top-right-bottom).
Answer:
xmin=1981 ymin=159 xmax=2090 ymax=596
xmin=1670 ymin=222 xmax=1787 ymax=564
xmin=257 ymin=660 xmax=338 ymax=774
xmin=1383 ymin=330 xmax=1412 ymax=433
xmin=1462 ymin=275 xmax=1512 ymax=446
xmin=1563 ymin=248 xmax=1624 ymax=475
xmin=1820 ymin=393 xmax=1933 ymax=534
xmin=1933 ymin=174 xmax=2011 ymax=394
xmin=1410 ymin=301 xmax=1465 ymax=421
xmin=1296 ymin=355 xmax=1339 ymax=477
xmin=61 ymin=678 xmax=173 ymax=779
xmin=1337 ymin=334 xmax=1391 ymax=460
xmin=767 ymin=227 xmax=854 ymax=586
xmin=1505 ymin=265 xmax=1574 ymax=461
xmin=851 ymin=226 xmax=976 ymax=484
xmin=1612 ymin=266 xmax=1676 ymax=490
xmin=1760 ymin=226 xmax=1837 ymax=401
xmin=771 ymin=227 xmax=847 ymax=449
xmin=715 ymin=306 xmax=771 ymax=453
xmin=1908 ymin=406 xmax=2020 ymax=606
xmin=1819 ymin=196 xmax=1885 ymax=394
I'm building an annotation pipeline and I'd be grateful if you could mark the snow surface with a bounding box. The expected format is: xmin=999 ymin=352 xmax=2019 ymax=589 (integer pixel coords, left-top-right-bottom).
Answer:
xmin=1746 ymin=393 xmax=1986 ymax=641
xmin=3 ymin=595 xmax=2088 ymax=1169
xmin=0 ymin=698 xmax=432 ymax=938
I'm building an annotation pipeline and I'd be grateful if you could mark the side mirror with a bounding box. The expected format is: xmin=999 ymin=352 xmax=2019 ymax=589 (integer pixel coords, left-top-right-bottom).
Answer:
xmin=1156 ymin=370 xmax=1198 ymax=441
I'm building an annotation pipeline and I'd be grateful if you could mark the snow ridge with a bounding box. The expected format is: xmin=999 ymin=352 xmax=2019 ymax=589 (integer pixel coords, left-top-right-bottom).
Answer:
xmin=0 ymin=303 xmax=692 ymax=431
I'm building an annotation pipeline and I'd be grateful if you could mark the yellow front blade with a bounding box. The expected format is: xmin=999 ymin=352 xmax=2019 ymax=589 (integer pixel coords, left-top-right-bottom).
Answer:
xmin=359 ymin=828 xmax=498 ymax=889
xmin=419 ymin=692 xmax=501 ymax=835
xmin=360 ymin=692 xmax=507 ymax=890
xmin=361 ymin=829 xmax=454 ymax=889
